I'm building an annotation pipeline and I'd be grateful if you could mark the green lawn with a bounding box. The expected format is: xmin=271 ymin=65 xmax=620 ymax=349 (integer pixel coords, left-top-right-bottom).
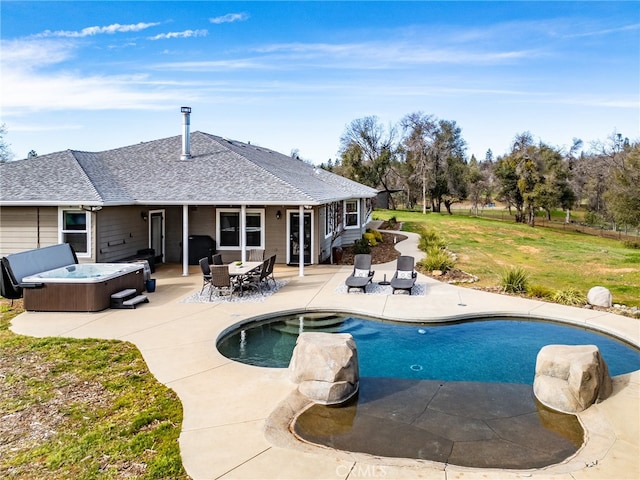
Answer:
xmin=373 ymin=209 xmax=640 ymax=307
xmin=0 ymin=302 xmax=189 ymax=480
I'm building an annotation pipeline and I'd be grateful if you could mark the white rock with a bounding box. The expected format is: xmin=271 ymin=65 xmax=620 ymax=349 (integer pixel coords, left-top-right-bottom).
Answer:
xmin=587 ymin=286 xmax=612 ymax=308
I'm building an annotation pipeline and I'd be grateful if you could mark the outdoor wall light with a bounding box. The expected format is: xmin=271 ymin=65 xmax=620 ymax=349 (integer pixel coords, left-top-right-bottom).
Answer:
xmin=276 ymin=210 xmax=282 ymax=220
xmin=141 ymin=211 xmax=148 ymax=221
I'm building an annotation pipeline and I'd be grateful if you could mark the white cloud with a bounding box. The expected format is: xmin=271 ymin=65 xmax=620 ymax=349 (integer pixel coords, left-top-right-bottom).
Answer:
xmin=148 ymin=29 xmax=208 ymax=40
xmin=210 ymin=13 xmax=249 ymax=24
xmin=0 ymin=38 xmax=200 ymax=114
xmin=37 ymin=22 xmax=161 ymax=38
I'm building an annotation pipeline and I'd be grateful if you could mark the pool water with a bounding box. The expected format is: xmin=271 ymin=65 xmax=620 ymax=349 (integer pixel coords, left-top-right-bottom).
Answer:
xmin=217 ymin=313 xmax=640 ymax=384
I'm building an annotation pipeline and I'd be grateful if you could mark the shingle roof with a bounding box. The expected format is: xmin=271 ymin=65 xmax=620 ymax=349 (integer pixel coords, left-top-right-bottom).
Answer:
xmin=0 ymin=132 xmax=377 ymax=206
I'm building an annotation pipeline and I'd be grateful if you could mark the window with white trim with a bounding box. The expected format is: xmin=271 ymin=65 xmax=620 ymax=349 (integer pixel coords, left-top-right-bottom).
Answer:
xmin=216 ymin=209 xmax=264 ymax=249
xmin=324 ymin=202 xmax=337 ymax=238
xmin=59 ymin=209 xmax=91 ymax=257
xmin=344 ymin=199 xmax=359 ymax=228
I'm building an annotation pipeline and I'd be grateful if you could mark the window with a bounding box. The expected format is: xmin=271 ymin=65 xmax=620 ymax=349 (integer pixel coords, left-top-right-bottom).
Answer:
xmin=59 ymin=209 xmax=91 ymax=257
xmin=344 ymin=200 xmax=359 ymax=228
xmin=217 ymin=209 xmax=264 ymax=249
xmin=324 ymin=202 xmax=338 ymax=238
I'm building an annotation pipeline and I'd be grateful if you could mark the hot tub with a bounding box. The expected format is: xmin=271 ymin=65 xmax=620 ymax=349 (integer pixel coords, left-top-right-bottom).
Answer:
xmin=21 ymin=263 xmax=144 ymax=312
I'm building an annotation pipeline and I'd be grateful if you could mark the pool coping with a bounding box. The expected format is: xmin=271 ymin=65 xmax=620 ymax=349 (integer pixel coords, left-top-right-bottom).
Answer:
xmin=10 ymin=231 xmax=640 ymax=480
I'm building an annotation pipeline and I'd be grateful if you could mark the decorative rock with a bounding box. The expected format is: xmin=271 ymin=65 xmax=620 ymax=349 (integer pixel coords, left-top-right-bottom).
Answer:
xmin=587 ymin=286 xmax=612 ymax=308
xmin=533 ymin=344 xmax=612 ymax=413
xmin=289 ymin=332 xmax=359 ymax=405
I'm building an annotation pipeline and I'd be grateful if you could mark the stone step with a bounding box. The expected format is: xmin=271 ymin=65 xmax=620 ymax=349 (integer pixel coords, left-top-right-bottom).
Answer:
xmin=111 ymin=288 xmax=137 ymax=300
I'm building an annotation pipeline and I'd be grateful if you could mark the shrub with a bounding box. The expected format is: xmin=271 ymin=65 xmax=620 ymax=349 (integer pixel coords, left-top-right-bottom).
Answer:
xmin=369 ymin=229 xmax=383 ymax=243
xmin=353 ymin=237 xmax=371 ymax=254
xmin=418 ymin=246 xmax=456 ymax=273
xmin=623 ymin=240 xmax=640 ymax=249
xmin=552 ymin=288 xmax=585 ymax=306
xmin=418 ymin=228 xmax=447 ymax=252
xmin=363 ymin=232 xmax=377 ymax=246
xmin=584 ymin=211 xmax=606 ymax=228
xmin=500 ymin=266 xmax=529 ymax=294
xmin=528 ymin=284 xmax=553 ymax=299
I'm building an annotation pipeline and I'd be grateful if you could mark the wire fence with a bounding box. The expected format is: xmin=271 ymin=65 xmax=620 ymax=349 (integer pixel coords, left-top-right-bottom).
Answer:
xmin=449 ymin=207 xmax=640 ymax=242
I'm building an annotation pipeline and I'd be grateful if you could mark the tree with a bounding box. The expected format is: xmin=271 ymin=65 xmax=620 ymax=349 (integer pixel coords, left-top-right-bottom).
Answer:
xmin=339 ymin=116 xmax=398 ymax=207
xmin=605 ymin=143 xmax=640 ymax=228
xmin=400 ymin=112 xmax=437 ymax=214
xmin=434 ymin=120 xmax=468 ymax=214
xmin=495 ymin=133 xmax=576 ymax=226
xmin=27 ymin=150 xmax=38 ymax=158
xmin=0 ymin=123 xmax=13 ymax=163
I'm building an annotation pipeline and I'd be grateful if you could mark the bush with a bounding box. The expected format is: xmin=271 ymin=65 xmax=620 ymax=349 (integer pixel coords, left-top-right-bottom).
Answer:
xmin=363 ymin=232 xmax=377 ymax=246
xmin=528 ymin=284 xmax=553 ymax=299
xmin=623 ymin=240 xmax=640 ymax=249
xmin=418 ymin=246 xmax=456 ymax=273
xmin=353 ymin=237 xmax=371 ymax=254
xmin=367 ymin=228 xmax=383 ymax=243
xmin=552 ymin=288 xmax=585 ymax=306
xmin=500 ymin=266 xmax=529 ymax=294
xmin=584 ymin=211 xmax=606 ymax=228
xmin=418 ymin=228 xmax=447 ymax=252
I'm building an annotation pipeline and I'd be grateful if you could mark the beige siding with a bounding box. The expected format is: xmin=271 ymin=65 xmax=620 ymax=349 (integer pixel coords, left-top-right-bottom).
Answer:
xmin=96 ymin=206 xmax=150 ymax=262
xmin=0 ymin=207 xmax=58 ymax=256
xmin=264 ymin=206 xmax=287 ymax=263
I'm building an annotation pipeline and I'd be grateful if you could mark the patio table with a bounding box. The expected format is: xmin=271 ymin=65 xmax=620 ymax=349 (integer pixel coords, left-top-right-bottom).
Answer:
xmin=227 ymin=261 xmax=262 ymax=295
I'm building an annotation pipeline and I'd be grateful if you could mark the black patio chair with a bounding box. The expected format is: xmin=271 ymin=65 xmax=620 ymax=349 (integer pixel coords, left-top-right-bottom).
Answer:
xmin=390 ymin=255 xmax=417 ymax=295
xmin=199 ymin=257 xmax=212 ymax=294
xmin=345 ymin=254 xmax=375 ymax=293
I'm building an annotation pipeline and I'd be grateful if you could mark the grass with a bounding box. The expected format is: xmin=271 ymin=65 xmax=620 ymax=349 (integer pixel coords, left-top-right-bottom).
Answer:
xmin=373 ymin=209 xmax=640 ymax=307
xmin=0 ymin=301 xmax=189 ymax=480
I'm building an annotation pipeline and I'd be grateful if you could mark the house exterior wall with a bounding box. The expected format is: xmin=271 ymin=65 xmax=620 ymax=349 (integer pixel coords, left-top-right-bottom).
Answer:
xmin=0 ymin=207 xmax=58 ymax=257
xmin=96 ymin=206 xmax=150 ymax=262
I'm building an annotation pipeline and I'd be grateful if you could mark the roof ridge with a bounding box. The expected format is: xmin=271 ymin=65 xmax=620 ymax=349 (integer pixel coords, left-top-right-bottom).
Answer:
xmin=199 ymin=133 xmax=317 ymax=204
xmin=69 ymin=151 xmax=106 ymax=203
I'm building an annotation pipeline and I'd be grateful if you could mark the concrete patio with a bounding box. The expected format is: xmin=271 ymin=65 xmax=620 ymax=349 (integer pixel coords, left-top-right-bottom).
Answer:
xmin=10 ymin=232 xmax=640 ymax=479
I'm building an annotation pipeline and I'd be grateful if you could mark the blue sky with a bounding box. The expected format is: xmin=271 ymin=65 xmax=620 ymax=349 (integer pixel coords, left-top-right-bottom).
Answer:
xmin=1 ymin=1 xmax=638 ymax=163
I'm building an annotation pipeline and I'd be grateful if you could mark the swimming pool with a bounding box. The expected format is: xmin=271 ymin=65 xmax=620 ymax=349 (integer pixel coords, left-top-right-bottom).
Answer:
xmin=217 ymin=312 xmax=640 ymax=384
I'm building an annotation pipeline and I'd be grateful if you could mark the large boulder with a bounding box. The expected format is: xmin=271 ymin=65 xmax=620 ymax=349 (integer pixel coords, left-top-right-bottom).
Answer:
xmin=289 ymin=332 xmax=359 ymax=405
xmin=587 ymin=286 xmax=612 ymax=308
xmin=533 ymin=344 xmax=612 ymax=413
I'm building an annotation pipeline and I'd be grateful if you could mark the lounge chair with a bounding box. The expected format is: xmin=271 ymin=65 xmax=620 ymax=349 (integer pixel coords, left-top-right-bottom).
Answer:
xmin=199 ymin=257 xmax=212 ymax=294
xmin=345 ymin=254 xmax=375 ymax=293
xmin=390 ymin=255 xmax=417 ymax=295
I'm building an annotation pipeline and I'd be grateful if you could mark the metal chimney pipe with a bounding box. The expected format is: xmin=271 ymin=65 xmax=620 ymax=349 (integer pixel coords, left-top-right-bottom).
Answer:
xmin=180 ymin=106 xmax=192 ymax=160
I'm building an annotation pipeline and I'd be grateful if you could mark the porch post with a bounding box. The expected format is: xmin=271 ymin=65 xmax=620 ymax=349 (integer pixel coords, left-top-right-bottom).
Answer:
xmin=240 ymin=204 xmax=247 ymax=263
xmin=299 ymin=205 xmax=304 ymax=277
xmin=182 ymin=204 xmax=189 ymax=276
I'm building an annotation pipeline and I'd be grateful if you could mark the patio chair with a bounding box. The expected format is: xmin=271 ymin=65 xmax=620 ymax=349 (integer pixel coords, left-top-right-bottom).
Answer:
xmin=265 ymin=254 xmax=277 ymax=287
xmin=345 ymin=254 xmax=375 ymax=293
xmin=210 ymin=265 xmax=240 ymax=300
xmin=199 ymin=257 xmax=212 ymax=294
xmin=247 ymin=249 xmax=264 ymax=262
xmin=212 ymin=253 xmax=223 ymax=265
xmin=390 ymin=255 xmax=417 ymax=295
xmin=243 ymin=258 xmax=271 ymax=294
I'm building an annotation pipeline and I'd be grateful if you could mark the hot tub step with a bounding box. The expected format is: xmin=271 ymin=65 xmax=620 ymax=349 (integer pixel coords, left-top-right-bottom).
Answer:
xmin=111 ymin=289 xmax=148 ymax=309
xmin=121 ymin=294 xmax=149 ymax=309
